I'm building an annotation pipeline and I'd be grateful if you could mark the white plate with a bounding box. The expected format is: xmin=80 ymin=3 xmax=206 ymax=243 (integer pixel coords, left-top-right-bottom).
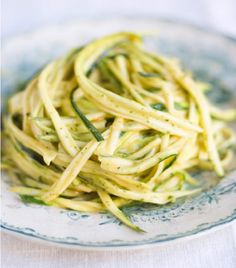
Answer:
xmin=1 ymin=17 xmax=236 ymax=250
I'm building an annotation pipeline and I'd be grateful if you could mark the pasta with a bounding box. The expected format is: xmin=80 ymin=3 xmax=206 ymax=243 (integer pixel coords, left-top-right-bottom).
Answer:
xmin=2 ymin=32 xmax=236 ymax=231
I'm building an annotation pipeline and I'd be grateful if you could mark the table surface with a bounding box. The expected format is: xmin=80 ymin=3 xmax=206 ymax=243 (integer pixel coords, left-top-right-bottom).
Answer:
xmin=1 ymin=1 xmax=236 ymax=267
xmin=2 ymin=0 xmax=236 ymax=38
xmin=1 ymin=224 xmax=236 ymax=268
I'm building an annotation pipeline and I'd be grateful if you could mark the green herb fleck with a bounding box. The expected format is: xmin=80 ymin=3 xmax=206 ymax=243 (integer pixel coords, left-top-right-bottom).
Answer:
xmin=138 ymin=72 xmax=161 ymax=78
xmin=151 ymin=103 xmax=167 ymax=111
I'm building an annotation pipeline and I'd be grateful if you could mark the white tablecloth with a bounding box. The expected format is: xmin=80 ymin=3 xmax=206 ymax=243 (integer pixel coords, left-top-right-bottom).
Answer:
xmin=2 ymin=224 xmax=236 ymax=268
xmin=1 ymin=1 xmax=236 ymax=267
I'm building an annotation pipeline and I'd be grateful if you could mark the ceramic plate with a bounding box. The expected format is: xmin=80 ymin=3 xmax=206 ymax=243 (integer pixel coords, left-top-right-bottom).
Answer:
xmin=1 ymin=17 xmax=236 ymax=250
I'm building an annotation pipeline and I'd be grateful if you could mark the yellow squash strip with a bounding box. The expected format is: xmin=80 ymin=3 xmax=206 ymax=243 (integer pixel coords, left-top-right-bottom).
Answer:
xmin=38 ymin=62 xmax=79 ymax=156
xmin=42 ymin=140 xmax=99 ymax=202
xmin=6 ymin=117 xmax=57 ymax=165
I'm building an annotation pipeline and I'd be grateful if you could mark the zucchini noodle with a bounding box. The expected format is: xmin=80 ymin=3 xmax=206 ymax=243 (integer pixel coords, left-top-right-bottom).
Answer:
xmin=2 ymin=32 xmax=236 ymax=232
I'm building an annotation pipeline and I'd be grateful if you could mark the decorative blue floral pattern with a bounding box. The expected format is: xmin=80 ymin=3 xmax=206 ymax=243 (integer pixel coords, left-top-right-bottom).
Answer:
xmin=1 ymin=211 xmax=236 ymax=248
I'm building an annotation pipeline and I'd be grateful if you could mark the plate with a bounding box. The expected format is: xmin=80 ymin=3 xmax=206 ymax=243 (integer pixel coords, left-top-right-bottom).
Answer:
xmin=1 ymin=17 xmax=236 ymax=250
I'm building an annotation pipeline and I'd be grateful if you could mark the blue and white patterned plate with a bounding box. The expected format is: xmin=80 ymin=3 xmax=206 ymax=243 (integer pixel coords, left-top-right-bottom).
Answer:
xmin=1 ymin=17 xmax=236 ymax=250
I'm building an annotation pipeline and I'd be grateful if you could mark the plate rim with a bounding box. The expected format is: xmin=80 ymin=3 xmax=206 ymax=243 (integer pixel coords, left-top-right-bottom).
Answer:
xmin=1 ymin=218 xmax=236 ymax=251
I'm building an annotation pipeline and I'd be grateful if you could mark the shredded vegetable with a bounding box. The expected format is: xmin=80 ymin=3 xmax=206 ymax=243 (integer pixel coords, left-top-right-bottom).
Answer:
xmin=2 ymin=32 xmax=236 ymax=231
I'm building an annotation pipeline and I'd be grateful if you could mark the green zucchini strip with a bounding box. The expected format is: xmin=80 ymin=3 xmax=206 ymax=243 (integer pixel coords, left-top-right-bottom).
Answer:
xmin=70 ymin=88 xmax=104 ymax=141
xmin=98 ymin=190 xmax=145 ymax=232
